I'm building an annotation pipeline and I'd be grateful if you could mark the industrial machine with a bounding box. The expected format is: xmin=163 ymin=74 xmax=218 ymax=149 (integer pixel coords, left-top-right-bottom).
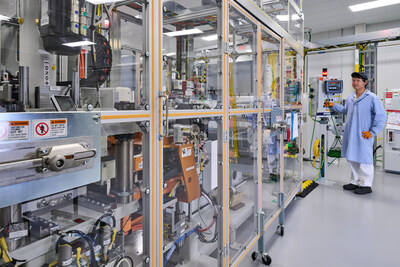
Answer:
xmin=307 ymin=76 xmax=344 ymax=180
xmin=384 ymin=89 xmax=400 ymax=173
xmin=0 ymin=0 xmax=304 ymax=266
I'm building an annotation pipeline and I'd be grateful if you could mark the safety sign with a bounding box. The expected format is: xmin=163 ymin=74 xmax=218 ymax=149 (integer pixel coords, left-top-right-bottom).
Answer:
xmin=0 ymin=121 xmax=30 ymax=141
xmin=9 ymin=121 xmax=29 ymax=140
xmin=34 ymin=119 xmax=67 ymax=139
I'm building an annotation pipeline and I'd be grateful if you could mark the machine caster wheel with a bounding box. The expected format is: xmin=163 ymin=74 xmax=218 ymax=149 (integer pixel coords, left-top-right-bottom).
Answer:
xmin=251 ymin=251 xmax=259 ymax=261
xmin=261 ymin=253 xmax=272 ymax=265
xmin=277 ymin=225 xmax=284 ymax=236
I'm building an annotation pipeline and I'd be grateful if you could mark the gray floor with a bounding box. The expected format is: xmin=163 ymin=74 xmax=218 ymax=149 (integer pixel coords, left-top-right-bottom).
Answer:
xmin=240 ymin=160 xmax=400 ymax=267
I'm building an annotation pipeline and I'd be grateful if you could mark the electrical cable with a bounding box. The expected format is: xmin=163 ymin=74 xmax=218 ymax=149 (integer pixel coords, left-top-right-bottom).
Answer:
xmin=114 ymin=256 xmax=134 ymax=267
xmin=56 ymin=231 xmax=96 ymax=267
xmin=91 ymin=213 xmax=116 ymax=236
xmin=197 ymin=189 xmax=218 ymax=244
xmin=163 ymin=227 xmax=199 ymax=267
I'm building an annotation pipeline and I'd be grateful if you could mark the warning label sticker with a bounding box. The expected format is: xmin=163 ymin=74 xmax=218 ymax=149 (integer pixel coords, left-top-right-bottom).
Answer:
xmin=51 ymin=119 xmax=67 ymax=137
xmin=9 ymin=121 xmax=29 ymax=140
xmin=34 ymin=119 xmax=67 ymax=139
xmin=0 ymin=121 xmax=8 ymax=141
xmin=182 ymin=147 xmax=192 ymax=158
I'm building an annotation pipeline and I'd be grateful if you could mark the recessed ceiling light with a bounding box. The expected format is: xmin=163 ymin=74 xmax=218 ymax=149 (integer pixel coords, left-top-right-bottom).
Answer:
xmin=0 ymin=15 xmax=11 ymax=21
xmin=62 ymin=40 xmax=96 ymax=47
xmin=349 ymin=0 xmax=400 ymax=12
xmin=164 ymin=29 xmax=203 ymax=37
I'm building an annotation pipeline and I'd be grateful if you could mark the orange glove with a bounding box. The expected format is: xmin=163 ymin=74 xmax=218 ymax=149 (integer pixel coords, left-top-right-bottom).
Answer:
xmin=362 ymin=131 xmax=372 ymax=139
xmin=323 ymin=100 xmax=333 ymax=107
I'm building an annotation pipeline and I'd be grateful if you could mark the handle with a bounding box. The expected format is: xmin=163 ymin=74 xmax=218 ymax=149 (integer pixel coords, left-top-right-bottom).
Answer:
xmin=159 ymin=91 xmax=169 ymax=137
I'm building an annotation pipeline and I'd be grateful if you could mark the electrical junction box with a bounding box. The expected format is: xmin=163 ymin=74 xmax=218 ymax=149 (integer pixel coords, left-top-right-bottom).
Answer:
xmin=309 ymin=77 xmax=343 ymax=117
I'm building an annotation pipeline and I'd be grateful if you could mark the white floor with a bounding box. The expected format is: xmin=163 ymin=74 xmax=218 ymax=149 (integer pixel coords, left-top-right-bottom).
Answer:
xmin=240 ymin=160 xmax=400 ymax=267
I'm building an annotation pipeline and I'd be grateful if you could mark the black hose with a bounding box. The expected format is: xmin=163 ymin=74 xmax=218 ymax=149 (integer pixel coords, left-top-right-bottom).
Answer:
xmin=91 ymin=213 xmax=116 ymax=236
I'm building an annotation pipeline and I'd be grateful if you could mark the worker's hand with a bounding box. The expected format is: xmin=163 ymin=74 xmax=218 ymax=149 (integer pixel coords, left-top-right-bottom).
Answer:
xmin=362 ymin=131 xmax=372 ymax=139
xmin=323 ymin=100 xmax=333 ymax=107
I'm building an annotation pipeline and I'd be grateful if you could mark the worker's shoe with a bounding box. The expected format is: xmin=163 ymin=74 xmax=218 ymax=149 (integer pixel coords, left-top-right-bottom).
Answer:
xmin=354 ymin=186 xmax=372 ymax=195
xmin=343 ymin=183 xmax=359 ymax=190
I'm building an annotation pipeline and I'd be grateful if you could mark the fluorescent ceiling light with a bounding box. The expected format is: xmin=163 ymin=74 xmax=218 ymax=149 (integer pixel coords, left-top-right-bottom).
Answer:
xmin=276 ymin=14 xmax=300 ymax=21
xmin=62 ymin=40 xmax=96 ymax=47
xmin=164 ymin=29 xmax=203 ymax=37
xmin=0 ymin=15 xmax=11 ymax=21
xmin=86 ymin=0 xmax=125 ymax=4
xmin=349 ymin=0 xmax=400 ymax=12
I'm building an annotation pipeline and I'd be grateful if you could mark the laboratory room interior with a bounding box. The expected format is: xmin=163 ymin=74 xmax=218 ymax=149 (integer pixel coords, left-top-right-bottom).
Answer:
xmin=0 ymin=0 xmax=399 ymax=266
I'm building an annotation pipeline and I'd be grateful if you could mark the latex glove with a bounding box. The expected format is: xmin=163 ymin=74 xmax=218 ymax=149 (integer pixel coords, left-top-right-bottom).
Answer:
xmin=362 ymin=131 xmax=372 ymax=139
xmin=323 ymin=100 xmax=333 ymax=107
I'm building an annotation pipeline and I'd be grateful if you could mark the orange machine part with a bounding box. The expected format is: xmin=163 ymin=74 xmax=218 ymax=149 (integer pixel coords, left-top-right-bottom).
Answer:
xmin=175 ymin=143 xmax=201 ymax=203
xmin=133 ymin=154 xmax=143 ymax=171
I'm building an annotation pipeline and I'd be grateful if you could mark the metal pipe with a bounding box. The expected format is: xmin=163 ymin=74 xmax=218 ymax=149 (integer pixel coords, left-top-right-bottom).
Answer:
xmin=18 ymin=66 xmax=29 ymax=106
xmin=115 ymin=135 xmax=134 ymax=204
xmin=72 ymin=72 xmax=80 ymax=106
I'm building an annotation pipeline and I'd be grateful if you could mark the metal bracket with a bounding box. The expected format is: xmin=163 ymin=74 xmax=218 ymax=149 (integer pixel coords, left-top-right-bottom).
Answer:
xmin=223 ymin=42 xmax=230 ymax=54
xmin=223 ymin=130 xmax=229 ymax=143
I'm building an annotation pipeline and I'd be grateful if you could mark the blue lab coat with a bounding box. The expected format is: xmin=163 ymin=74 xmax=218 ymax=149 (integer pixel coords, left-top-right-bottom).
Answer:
xmin=332 ymin=90 xmax=387 ymax=165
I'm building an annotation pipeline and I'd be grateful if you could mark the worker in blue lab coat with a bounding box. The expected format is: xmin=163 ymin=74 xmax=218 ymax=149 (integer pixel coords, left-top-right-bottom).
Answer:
xmin=324 ymin=72 xmax=387 ymax=195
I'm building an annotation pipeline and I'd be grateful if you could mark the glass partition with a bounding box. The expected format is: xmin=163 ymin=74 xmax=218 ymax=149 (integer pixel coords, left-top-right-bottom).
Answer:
xmin=261 ymin=0 xmax=289 ymax=31
xmin=162 ymin=116 xmax=221 ymax=266
xmin=0 ymin=1 xmax=147 ymax=266
xmin=228 ymin=114 xmax=259 ymax=263
xmin=288 ymin=3 xmax=304 ymax=45
xmin=163 ymin=0 xmax=222 ymax=110
xmin=284 ymin=43 xmax=303 ymax=107
xmin=282 ymin=109 xmax=302 ymax=200
xmin=261 ymin=28 xmax=281 ymax=108
xmin=260 ymin=28 xmax=282 ymax=220
xmin=228 ymin=5 xmax=258 ymax=109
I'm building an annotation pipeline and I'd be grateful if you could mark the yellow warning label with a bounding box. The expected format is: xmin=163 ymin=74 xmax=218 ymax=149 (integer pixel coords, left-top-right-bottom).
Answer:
xmin=51 ymin=119 xmax=67 ymax=124
xmin=10 ymin=121 xmax=29 ymax=126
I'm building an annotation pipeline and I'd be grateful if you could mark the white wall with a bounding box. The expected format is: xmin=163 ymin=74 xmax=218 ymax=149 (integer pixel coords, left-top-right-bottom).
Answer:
xmin=377 ymin=42 xmax=400 ymax=100
xmin=304 ymin=41 xmax=400 ymax=161
xmin=306 ymin=50 xmax=355 ymax=96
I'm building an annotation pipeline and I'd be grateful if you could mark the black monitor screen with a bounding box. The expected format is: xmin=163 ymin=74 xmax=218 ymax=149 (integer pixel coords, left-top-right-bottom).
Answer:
xmin=52 ymin=95 xmax=77 ymax=111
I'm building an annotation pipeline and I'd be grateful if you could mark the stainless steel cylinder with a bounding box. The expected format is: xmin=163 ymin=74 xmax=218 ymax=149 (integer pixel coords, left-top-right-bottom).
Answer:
xmin=115 ymin=136 xmax=134 ymax=204
xmin=72 ymin=71 xmax=80 ymax=105
xmin=99 ymin=222 xmax=112 ymax=261
xmin=18 ymin=66 xmax=29 ymax=106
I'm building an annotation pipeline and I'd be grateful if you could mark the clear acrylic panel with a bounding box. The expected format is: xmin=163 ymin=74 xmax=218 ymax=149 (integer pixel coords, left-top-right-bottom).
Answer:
xmin=162 ymin=116 xmax=221 ymax=266
xmin=163 ymin=0 xmax=222 ymax=110
xmin=0 ymin=0 xmax=146 ymax=265
xmin=284 ymin=43 xmax=303 ymax=107
xmin=261 ymin=28 xmax=281 ymax=108
xmin=288 ymin=4 xmax=304 ymax=45
xmin=283 ymin=109 xmax=302 ymax=199
xmin=261 ymin=0 xmax=289 ymax=32
xmin=228 ymin=6 xmax=258 ymax=109
xmin=228 ymin=114 xmax=258 ymax=263
xmin=261 ymin=121 xmax=281 ymax=219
